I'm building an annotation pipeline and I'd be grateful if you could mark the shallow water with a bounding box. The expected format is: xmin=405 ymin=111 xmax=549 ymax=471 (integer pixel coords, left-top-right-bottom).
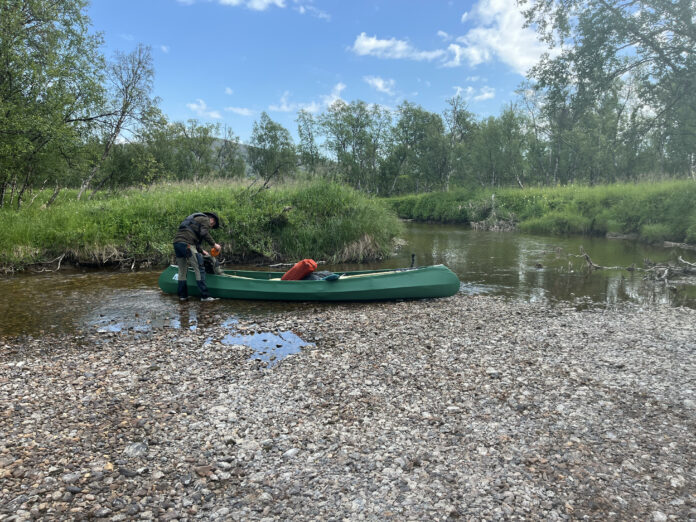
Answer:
xmin=1 ymin=224 xmax=694 ymax=340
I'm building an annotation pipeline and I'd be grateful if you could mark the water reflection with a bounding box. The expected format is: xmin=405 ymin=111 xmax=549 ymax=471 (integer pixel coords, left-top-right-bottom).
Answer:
xmin=388 ymin=224 xmax=696 ymax=309
xmin=168 ymin=304 xmax=199 ymax=331
xmin=221 ymin=330 xmax=311 ymax=367
xmin=0 ymin=223 xmax=694 ymax=337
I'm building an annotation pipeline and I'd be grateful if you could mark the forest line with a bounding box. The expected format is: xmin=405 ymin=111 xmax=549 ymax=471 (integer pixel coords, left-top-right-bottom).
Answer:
xmin=2 ymin=0 xmax=694 ymax=210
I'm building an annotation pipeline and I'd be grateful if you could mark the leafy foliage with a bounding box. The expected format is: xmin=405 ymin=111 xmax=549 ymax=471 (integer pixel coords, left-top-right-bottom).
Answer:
xmin=0 ymin=181 xmax=402 ymax=270
xmin=0 ymin=0 xmax=105 ymax=207
xmin=386 ymin=180 xmax=696 ymax=243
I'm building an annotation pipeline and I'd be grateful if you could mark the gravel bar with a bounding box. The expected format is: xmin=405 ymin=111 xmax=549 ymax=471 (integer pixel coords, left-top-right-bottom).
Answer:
xmin=1 ymin=294 xmax=695 ymax=521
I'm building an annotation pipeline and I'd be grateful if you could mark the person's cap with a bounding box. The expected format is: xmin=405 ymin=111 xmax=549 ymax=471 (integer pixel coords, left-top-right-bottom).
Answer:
xmin=204 ymin=212 xmax=221 ymax=229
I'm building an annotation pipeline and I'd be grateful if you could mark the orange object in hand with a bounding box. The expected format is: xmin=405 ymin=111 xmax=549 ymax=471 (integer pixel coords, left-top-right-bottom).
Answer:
xmin=210 ymin=246 xmax=221 ymax=257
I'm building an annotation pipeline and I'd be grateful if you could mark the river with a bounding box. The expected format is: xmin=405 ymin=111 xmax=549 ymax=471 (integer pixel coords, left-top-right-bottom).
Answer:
xmin=1 ymin=223 xmax=694 ymax=337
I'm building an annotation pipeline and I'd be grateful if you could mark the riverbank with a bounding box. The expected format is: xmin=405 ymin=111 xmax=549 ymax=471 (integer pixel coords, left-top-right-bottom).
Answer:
xmin=2 ymin=295 xmax=695 ymax=520
xmin=388 ymin=180 xmax=696 ymax=246
xmin=0 ymin=181 xmax=401 ymax=273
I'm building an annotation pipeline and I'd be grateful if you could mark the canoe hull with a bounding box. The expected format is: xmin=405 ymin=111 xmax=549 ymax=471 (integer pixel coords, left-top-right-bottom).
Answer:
xmin=158 ymin=265 xmax=460 ymax=301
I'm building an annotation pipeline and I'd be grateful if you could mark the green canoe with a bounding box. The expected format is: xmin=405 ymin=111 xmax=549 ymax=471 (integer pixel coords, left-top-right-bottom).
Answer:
xmin=158 ymin=264 xmax=460 ymax=301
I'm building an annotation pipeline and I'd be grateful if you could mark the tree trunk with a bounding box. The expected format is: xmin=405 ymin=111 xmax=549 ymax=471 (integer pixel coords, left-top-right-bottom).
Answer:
xmin=78 ymin=112 xmax=126 ymax=200
xmin=44 ymin=185 xmax=61 ymax=208
xmin=15 ymin=165 xmax=35 ymax=210
xmin=88 ymin=170 xmax=115 ymax=199
xmin=9 ymin=178 xmax=17 ymax=208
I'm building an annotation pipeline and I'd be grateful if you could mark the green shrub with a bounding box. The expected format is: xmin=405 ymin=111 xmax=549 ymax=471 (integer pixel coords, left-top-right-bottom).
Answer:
xmin=686 ymin=224 xmax=696 ymax=244
xmin=640 ymin=223 xmax=672 ymax=243
xmin=384 ymin=180 xmax=696 ymax=244
xmin=0 ymin=180 xmax=403 ymax=270
xmin=520 ymin=210 xmax=592 ymax=236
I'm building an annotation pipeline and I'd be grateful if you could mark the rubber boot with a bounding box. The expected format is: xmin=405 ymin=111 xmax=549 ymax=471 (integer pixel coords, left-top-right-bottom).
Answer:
xmin=177 ymin=280 xmax=188 ymax=300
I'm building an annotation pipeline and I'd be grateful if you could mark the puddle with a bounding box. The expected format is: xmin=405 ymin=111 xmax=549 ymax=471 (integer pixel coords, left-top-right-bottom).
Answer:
xmin=221 ymin=330 xmax=312 ymax=367
xmin=91 ymin=305 xmax=310 ymax=368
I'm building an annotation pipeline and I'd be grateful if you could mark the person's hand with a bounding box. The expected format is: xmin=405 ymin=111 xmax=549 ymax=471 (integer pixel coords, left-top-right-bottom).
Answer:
xmin=202 ymin=250 xmax=209 ymax=256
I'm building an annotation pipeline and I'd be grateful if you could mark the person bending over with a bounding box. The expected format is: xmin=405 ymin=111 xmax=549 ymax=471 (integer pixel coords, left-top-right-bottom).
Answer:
xmin=173 ymin=212 xmax=221 ymax=301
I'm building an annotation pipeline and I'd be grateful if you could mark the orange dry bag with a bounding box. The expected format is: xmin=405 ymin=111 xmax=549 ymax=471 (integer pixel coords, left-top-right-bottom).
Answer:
xmin=281 ymin=259 xmax=318 ymax=280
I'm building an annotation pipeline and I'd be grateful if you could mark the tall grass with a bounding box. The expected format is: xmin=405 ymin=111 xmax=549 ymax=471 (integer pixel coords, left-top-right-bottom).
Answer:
xmin=387 ymin=180 xmax=696 ymax=244
xmin=0 ymin=181 xmax=402 ymax=271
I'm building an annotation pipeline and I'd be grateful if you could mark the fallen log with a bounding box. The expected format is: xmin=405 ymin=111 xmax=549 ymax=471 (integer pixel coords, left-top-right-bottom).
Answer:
xmin=664 ymin=241 xmax=696 ymax=251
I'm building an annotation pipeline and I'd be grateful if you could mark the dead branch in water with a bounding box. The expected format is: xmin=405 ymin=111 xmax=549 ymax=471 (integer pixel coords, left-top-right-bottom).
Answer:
xmin=269 ymin=262 xmax=293 ymax=268
xmin=664 ymin=241 xmax=696 ymax=251
xmin=31 ymin=253 xmax=66 ymax=273
xmin=679 ymin=256 xmax=696 ymax=268
xmin=570 ymin=246 xmax=633 ymax=271
xmin=569 ymin=247 xmax=696 ymax=285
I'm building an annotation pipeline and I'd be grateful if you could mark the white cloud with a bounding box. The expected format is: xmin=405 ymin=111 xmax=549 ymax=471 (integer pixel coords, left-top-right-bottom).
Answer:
xmin=269 ymin=91 xmax=320 ymax=113
xmin=350 ymin=0 xmax=546 ymax=76
xmin=186 ymin=99 xmax=222 ymax=119
xmin=180 ymin=0 xmax=330 ymax=18
xmin=294 ymin=2 xmax=330 ymax=20
xmin=453 ymin=85 xmax=496 ymax=102
xmin=160 ymin=45 xmax=170 ymax=53
xmin=225 ymin=87 xmax=234 ymax=95
xmin=203 ymin=0 xmax=286 ymax=9
xmin=474 ymin=86 xmax=495 ymax=101
xmin=264 ymin=83 xmax=345 ymax=115
xmin=364 ymin=76 xmax=395 ymax=95
xmin=443 ymin=42 xmax=493 ymax=68
xmin=224 ymin=106 xmax=254 ymax=116
xmin=351 ymin=33 xmax=445 ymax=61
xmin=321 ymin=82 xmax=346 ymax=107
xmin=247 ymin=0 xmax=285 ymax=10
xmin=269 ymin=91 xmax=296 ymax=112
xmin=455 ymin=0 xmax=548 ymax=75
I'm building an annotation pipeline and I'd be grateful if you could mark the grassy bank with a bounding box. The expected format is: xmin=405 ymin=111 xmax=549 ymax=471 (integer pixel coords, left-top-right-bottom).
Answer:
xmin=388 ymin=180 xmax=696 ymax=244
xmin=0 ymin=181 xmax=402 ymax=272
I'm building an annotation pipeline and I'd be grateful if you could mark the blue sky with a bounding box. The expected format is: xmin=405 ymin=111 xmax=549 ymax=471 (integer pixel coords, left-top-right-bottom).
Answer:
xmin=88 ymin=0 xmax=548 ymax=143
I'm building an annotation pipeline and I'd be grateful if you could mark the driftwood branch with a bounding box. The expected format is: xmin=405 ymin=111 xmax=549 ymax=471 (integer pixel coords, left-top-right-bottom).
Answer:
xmin=664 ymin=241 xmax=696 ymax=251
xmin=679 ymin=256 xmax=696 ymax=268
xmin=570 ymin=246 xmax=633 ymax=271
xmin=569 ymin=248 xmax=696 ymax=285
xmin=31 ymin=253 xmax=66 ymax=273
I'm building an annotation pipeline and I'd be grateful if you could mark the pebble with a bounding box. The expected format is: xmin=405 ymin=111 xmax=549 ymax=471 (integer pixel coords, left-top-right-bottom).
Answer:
xmin=1 ymin=294 xmax=694 ymax=520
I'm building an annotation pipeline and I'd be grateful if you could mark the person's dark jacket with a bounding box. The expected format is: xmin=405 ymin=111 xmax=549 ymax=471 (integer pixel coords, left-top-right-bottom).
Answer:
xmin=173 ymin=214 xmax=216 ymax=249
